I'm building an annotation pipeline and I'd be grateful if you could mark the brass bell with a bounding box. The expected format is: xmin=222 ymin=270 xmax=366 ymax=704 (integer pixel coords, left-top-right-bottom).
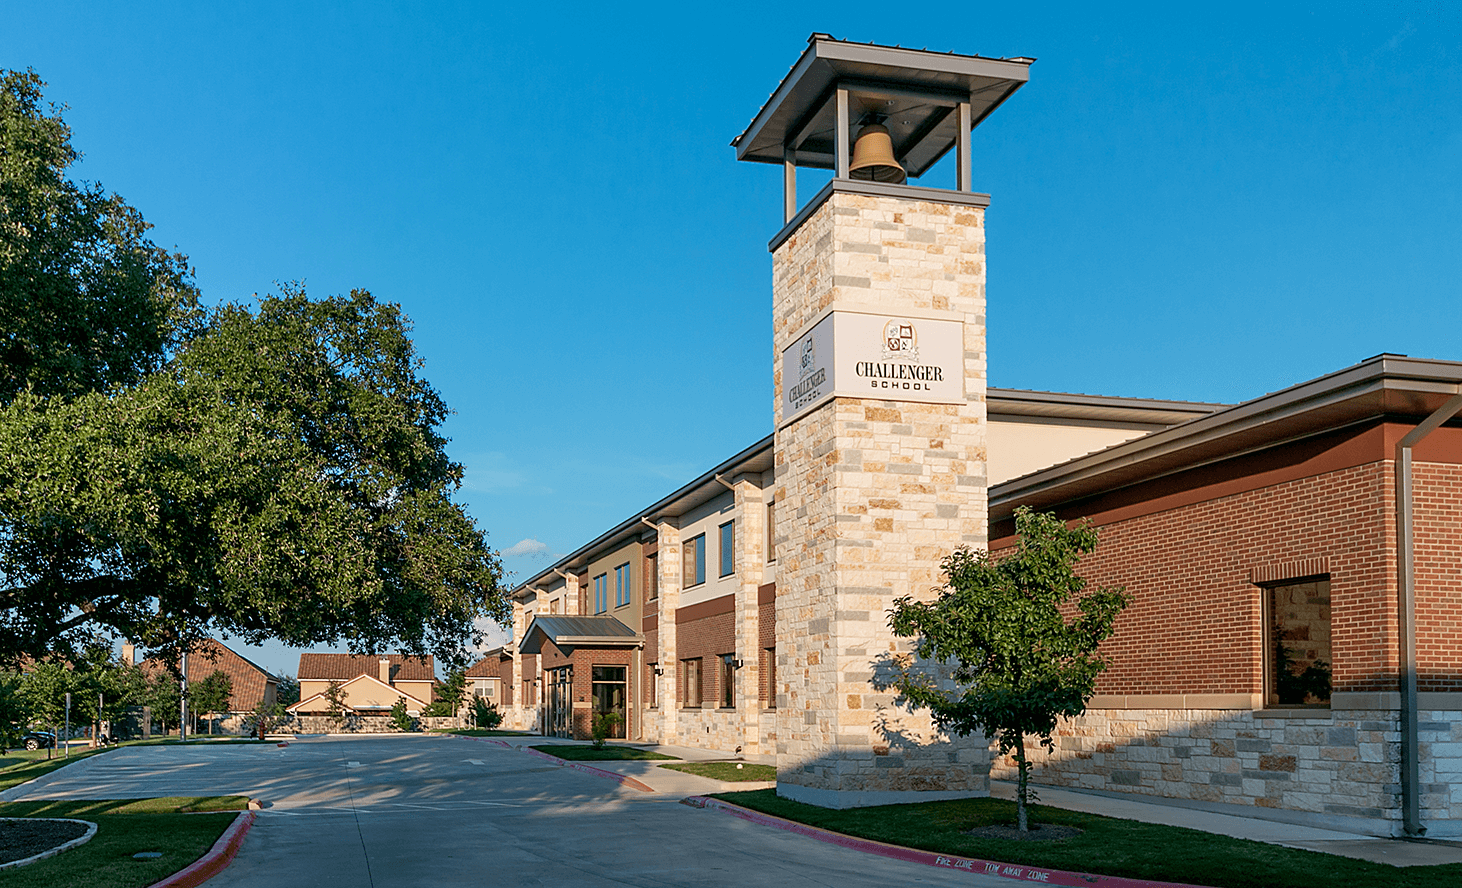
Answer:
xmin=848 ymin=123 xmax=906 ymax=184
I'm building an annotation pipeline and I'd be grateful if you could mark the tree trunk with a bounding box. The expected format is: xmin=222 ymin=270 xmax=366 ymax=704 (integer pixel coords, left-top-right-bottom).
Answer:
xmin=1014 ymin=734 xmax=1030 ymax=832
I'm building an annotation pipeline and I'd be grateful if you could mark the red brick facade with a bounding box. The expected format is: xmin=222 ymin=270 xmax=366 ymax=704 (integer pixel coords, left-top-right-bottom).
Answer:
xmin=675 ymin=595 xmax=736 ymax=708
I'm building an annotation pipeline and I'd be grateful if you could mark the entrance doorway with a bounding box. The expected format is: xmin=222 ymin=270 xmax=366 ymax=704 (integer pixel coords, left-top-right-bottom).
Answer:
xmin=546 ymin=666 xmax=573 ymax=738
xmin=591 ymin=666 xmax=627 ymax=739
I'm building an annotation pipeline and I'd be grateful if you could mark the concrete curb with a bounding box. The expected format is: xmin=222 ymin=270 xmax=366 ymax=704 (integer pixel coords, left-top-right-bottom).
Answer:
xmin=0 ymin=818 xmax=97 ymax=870
xmin=146 ymin=810 xmax=255 ymax=888
xmin=684 ymin=796 xmax=1218 ymax=888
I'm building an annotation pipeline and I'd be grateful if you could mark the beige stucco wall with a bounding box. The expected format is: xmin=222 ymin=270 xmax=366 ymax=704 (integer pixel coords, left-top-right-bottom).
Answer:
xmin=987 ymin=416 xmax=1164 ymax=486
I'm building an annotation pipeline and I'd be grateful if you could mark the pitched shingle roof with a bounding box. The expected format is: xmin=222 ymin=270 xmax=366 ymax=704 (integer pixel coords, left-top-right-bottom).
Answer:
xmin=297 ymin=653 xmax=436 ymax=682
xmin=138 ymin=638 xmax=277 ymax=711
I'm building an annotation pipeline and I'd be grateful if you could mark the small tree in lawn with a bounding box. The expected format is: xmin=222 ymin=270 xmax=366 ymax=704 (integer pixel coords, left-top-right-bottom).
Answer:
xmin=888 ymin=507 xmax=1129 ymax=833
xmin=191 ymin=671 xmax=233 ymax=735
xmin=389 ymin=697 xmax=414 ymax=732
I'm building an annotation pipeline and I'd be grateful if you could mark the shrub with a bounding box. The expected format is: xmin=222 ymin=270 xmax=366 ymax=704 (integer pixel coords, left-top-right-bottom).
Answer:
xmin=472 ymin=698 xmax=502 ymax=729
xmin=389 ymin=697 xmax=415 ymax=732
xmin=590 ymin=711 xmax=623 ymax=748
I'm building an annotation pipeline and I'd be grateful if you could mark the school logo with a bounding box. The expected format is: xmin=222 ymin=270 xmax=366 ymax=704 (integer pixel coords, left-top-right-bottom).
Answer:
xmin=799 ymin=335 xmax=816 ymax=379
xmin=882 ymin=320 xmax=918 ymax=362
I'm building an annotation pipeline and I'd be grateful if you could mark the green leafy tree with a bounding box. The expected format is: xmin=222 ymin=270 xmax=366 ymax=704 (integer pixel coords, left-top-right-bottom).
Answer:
xmin=191 ymin=670 xmax=233 ymax=734
xmin=142 ymin=670 xmax=181 ymax=735
xmin=424 ymin=670 xmax=467 ymax=717
xmin=244 ymin=700 xmax=286 ymax=740
xmin=888 ymin=507 xmax=1129 ymax=833
xmin=0 ymin=70 xmax=506 ymax=668
xmin=0 ymin=672 xmax=26 ymax=749
xmin=19 ymin=660 xmax=75 ymax=731
xmin=389 ymin=696 xmax=414 ymax=732
xmin=275 ymin=675 xmax=300 ymax=707
xmin=323 ymin=680 xmax=348 ymax=728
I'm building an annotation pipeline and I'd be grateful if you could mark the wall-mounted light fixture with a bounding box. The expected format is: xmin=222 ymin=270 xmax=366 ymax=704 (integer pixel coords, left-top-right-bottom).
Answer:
xmin=731 ymin=659 xmax=744 ymax=669
xmin=651 ymin=663 xmax=664 ymax=676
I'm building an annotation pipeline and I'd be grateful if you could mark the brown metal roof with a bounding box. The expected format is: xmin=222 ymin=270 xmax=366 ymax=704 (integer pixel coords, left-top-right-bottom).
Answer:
xmin=296 ymin=652 xmax=436 ymax=682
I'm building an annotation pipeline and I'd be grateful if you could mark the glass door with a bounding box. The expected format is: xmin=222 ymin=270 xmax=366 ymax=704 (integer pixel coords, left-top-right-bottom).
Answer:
xmin=591 ymin=666 xmax=627 ymax=739
xmin=547 ymin=666 xmax=573 ymax=738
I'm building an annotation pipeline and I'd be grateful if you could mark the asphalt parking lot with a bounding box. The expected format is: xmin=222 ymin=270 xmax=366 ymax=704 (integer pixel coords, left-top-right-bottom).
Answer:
xmin=3 ymin=733 xmax=1014 ymax=887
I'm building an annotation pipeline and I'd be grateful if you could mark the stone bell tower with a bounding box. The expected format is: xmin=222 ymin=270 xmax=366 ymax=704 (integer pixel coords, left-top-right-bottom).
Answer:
xmin=732 ymin=33 xmax=1032 ymax=808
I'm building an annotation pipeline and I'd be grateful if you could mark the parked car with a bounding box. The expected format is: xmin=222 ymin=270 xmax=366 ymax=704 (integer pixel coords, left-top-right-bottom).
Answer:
xmin=22 ymin=731 xmax=56 ymax=751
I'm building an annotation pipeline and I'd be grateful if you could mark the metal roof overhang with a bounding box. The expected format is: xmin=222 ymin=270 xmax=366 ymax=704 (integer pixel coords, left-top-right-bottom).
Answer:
xmin=519 ymin=616 xmax=643 ymax=654
xmin=732 ymin=34 xmax=1033 ymax=179
xmin=990 ymin=355 xmax=1462 ymax=524
xmin=512 ymin=436 xmax=775 ymax=599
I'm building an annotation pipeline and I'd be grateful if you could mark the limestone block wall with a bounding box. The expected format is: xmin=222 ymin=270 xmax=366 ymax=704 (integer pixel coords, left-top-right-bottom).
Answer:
xmin=772 ymin=186 xmax=992 ymax=806
xmin=991 ymin=706 xmax=1462 ymax=836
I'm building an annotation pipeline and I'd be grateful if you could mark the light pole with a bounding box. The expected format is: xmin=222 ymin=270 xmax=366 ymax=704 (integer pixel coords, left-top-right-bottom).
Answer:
xmin=63 ymin=692 xmax=70 ymax=759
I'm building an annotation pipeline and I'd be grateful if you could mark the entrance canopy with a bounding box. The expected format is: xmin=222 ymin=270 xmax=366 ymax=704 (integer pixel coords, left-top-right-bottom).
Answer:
xmin=519 ymin=615 xmax=642 ymax=654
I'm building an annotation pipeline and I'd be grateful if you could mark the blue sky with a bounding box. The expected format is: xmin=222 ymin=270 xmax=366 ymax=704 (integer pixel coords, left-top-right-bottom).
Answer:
xmin=5 ymin=3 xmax=1459 ymax=676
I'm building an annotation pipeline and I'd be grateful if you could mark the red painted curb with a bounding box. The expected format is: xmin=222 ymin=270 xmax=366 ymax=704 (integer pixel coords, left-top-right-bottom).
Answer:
xmin=685 ymin=797 xmax=1219 ymax=888
xmin=522 ymin=747 xmax=655 ymax=793
xmin=147 ymin=810 xmax=255 ymax=888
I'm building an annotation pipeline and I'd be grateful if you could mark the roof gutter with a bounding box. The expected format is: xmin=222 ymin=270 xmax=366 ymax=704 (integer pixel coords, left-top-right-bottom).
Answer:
xmin=1395 ymin=388 xmax=1462 ymax=838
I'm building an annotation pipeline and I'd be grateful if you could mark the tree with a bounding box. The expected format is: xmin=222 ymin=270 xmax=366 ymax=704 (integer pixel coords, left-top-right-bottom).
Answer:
xmin=323 ymin=680 xmax=348 ymax=728
xmin=244 ymin=700 xmax=286 ymax=741
xmin=0 ymin=70 xmax=506 ymax=669
xmin=275 ymin=674 xmax=300 ymax=707
xmin=888 ymin=507 xmax=1129 ymax=832
xmin=424 ymin=669 xmax=466 ymax=717
xmin=191 ymin=670 xmax=233 ymax=735
xmin=389 ymin=697 xmax=413 ymax=732
xmin=471 ymin=697 xmax=501 ymax=730
xmin=0 ymin=672 xmax=26 ymax=750
xmin=142 ymin=671 xmax=180 ymax=735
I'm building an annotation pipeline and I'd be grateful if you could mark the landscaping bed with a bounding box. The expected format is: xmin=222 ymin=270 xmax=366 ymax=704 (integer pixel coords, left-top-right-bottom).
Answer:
xmin=0 ymin=818 xmax=90 ymax=864
xmin=530 ymin=744 xmax=676 ymax=762
xmin=0 ymin=797 xmax=247 ymax=888
xmin=709 ymin=789 xmax=1462 ymax=888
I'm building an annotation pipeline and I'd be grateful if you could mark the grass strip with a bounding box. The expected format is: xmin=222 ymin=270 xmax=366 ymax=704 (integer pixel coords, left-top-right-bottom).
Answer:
xmin=709 ymin=789 xmax=1462 ymax=888
xmin=530 ymin=744 xmax=677 ymax=761
xmin=660 ymin=762 xmax=776 ymax=782
xmin=0 ymin=797 xmax=245 ymax=888
xmin=432 ymin=729 xmax=531 ymax=737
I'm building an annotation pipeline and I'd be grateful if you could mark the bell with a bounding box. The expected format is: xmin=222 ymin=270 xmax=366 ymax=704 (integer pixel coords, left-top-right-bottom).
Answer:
xmin=848 ymin=123 xmax=906 ymax=184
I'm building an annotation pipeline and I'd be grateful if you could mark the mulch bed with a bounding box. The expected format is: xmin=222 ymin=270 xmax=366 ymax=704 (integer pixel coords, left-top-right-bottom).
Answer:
xmin=0 ymin=819 xmax=91 ymax=864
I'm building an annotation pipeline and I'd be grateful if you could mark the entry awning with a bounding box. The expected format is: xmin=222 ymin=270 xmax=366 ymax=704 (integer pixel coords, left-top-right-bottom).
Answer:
xmin=519 ymin=615 xmax=642 ymax=654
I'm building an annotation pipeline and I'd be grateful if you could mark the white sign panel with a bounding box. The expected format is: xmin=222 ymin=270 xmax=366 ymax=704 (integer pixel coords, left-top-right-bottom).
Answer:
xmin=781 ymin=311 xmax=965 ymax=426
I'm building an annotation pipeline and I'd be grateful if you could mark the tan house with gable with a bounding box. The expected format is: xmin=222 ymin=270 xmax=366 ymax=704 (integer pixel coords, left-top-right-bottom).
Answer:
xmin=290 ymin=653 xmax=436 ymax=716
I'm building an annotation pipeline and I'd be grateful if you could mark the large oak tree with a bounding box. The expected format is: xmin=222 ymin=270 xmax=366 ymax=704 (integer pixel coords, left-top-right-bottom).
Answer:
xmin=0 ymin=69 xmax=505 ymax=669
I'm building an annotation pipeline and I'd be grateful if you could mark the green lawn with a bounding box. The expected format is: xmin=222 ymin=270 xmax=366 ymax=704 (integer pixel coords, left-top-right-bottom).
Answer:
xmin=660 ymin=762 xmax=776 ymax=782
xmin=530 ymin=744 xmax=677 ymax=761
xmin=432 ymin=728 xmax=531 ymax=737
xmin=0 ymin=797 xmax=247 ymax=888
xmin=710 ymin=790 xmax=1462 ymax=888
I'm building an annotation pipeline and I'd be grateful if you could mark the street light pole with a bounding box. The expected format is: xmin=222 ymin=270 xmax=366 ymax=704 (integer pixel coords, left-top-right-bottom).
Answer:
xmin=63 ymin=692 xmax=70 ymax=759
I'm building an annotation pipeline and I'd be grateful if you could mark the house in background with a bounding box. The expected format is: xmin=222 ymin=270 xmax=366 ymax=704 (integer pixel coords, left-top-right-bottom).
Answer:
xmin=465 ymin=648 xmax=511 ymax=711
xmin=132 ymin=638 xmax=278 ymax=713
xmin=288 ymin=653 xmax=435 ymax=716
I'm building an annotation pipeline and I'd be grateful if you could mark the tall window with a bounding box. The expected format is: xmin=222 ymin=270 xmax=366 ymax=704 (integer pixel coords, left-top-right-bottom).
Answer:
xmin=720 ymin=653 xmax=736 ymax=708
xmin=763 ymin=647 xmax=776 ymax=709
xmin=766 ymin=500 xmax=776 ymax=562
xmin=646 ymin=663 xmax=658 ymax=709
xmin=682 ymin=658 xmax=702 ymax=708
xmin=1265 ymin=578 xmax=1332 ymax=707
xmin=645 ymin=553 xmax=658 ymax=601
xmin=593 ymin=573 xmax=607 ymax=614
xmin=614 ymin=562 xmax=630 ymax=607
xmin=684 ymin=535 xmax=706 ymax=587
xmin=719 ymin=521 xmax=735 ymax=577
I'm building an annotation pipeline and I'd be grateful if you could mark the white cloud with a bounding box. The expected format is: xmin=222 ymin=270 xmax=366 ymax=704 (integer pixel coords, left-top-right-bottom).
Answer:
xmin=502 ymin=538 xmax=549 ymax=558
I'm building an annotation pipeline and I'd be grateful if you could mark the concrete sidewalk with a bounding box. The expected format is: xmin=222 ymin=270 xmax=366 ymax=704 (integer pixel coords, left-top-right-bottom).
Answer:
xmin=992 ymin=781 xmax=1462 ymax=867
xmin=449 ymin=734 xmax=777 ymax=793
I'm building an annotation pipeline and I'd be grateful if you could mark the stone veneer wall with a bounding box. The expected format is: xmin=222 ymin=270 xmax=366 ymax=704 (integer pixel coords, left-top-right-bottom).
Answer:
xmin=992 ymin=706 xmax=1462 ymax=836
xmin=772 ymin=186 xmax=991 ymax=806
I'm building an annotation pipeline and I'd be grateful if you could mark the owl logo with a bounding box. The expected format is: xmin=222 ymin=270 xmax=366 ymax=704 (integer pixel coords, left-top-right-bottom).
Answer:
xmin=799 ymin=335 xmax=816 ymax=379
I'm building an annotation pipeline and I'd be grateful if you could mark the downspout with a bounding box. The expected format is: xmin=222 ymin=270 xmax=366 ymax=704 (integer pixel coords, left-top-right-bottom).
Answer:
xmin=1395 ymin=390 xmax=1462 ymax=838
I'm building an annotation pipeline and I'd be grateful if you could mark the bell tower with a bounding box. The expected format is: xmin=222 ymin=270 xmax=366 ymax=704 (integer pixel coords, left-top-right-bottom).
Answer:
xmin=732 ymin=33 xmax=1032 ymax=807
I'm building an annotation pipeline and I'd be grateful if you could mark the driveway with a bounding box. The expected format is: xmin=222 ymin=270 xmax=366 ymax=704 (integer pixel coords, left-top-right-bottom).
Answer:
xmin=6 ymin=734 xmax=1012 ymax=887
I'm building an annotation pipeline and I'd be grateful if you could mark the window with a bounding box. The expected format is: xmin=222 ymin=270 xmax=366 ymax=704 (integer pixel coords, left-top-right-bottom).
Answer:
xmin=720 ymin=654 xmax=736 ymax=708
xmin=684 ymin=535 xmax=706 ymax=587
xmin=645 ymin=553 xmax=658 ymax=601
xmin=763 ymin=647 xmax=776 ymax=708
xmin=719 ymin=521 xmax=735 ymax=577
xmin=682 ymin=658 xmax=702 ymax=708
xmin=549 ymin=598 xmax=560 ymax=614
xmin=614 ymin=563 xmax=630 ymax=607
xmin=591 ymin=665 xmax=627 ymax=739
xmin=646 ymin=663 xmax=658 ymax=709
xmin=593 ymin=573 xmax=608 ymax=614
xmin=1265 ymin=578 xmax=1332 ymax=707
xmin=766 ymin=500 xmax=776 ymax=562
